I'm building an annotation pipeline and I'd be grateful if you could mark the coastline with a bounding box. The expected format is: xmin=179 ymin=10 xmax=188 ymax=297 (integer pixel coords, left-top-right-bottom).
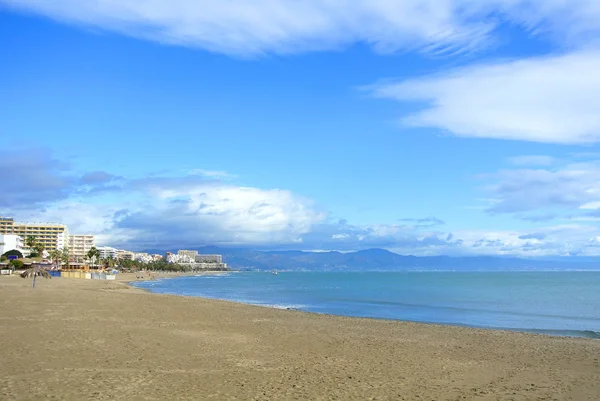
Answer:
xmin=118 ymin=270 xmax=231 ymax=282
xmin=1 ymin=275 xmax=599 ymax=400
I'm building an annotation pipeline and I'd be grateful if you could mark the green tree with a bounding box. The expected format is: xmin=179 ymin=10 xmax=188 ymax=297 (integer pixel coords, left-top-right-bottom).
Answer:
xmin=9 ymin=259 xmax=24 ymax=270
xmin=25 ymin=235 xmax=37 ymax=249
xmin=86 ymin=247 xmax=101 ymax=268
xmin=103 ymin=255 xmax=116 ymax=270
xmin=61 ymin=250 xmax=70 ymax=266
xmin=35 ymin=243 xmax=45 ymax=255
xmin=25 ymin=235 xmax=39 ymax=257
xmin=50 ymin=249 xmax=63 ymax=268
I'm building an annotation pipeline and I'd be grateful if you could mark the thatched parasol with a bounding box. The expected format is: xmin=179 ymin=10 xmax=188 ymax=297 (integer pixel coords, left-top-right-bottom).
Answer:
xmin=20 ymin=265 xmax=52 ymax=288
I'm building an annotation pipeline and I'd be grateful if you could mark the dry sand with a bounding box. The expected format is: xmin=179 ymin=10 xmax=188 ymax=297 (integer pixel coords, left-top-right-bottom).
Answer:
xmin=1 ymin=273 xmax=599 ymax=400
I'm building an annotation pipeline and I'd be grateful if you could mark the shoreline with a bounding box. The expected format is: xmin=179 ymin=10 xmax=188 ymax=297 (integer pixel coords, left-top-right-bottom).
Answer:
xmin=127 ymin=271 xmax=600 ymax=340
xmin=1 ymin=274 xmax=599 ymax=400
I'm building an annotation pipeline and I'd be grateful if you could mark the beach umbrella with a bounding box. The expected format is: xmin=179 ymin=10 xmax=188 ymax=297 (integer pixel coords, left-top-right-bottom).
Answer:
xmin=20 ymin=266 xmax=52 ymax=288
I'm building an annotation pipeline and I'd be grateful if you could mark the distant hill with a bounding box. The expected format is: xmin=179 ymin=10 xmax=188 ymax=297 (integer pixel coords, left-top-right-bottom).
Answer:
xmin=141 ymin=246 xmax=599 ymax=271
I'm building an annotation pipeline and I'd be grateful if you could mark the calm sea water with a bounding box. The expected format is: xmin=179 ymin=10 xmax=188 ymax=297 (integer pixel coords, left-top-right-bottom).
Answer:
xmin=132 ymin=271 xmax=600 ymax=338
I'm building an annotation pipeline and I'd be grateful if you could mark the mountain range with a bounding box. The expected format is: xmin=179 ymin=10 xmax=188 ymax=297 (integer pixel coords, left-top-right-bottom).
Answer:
xmin=142 ymin=247 xmax=599 ymax=271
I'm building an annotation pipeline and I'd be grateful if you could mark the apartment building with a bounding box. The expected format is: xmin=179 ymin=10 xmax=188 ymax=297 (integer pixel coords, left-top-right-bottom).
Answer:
xmin=177 ymin=250 xmax=198 ymax=258
xmin=117 ymin=250 xmax=135 ymax=260
xmin=0 ymin=217 xmax=68 ymax=252
xmin=194 ymin=254 xmax=223 ymax=263
xmin=96 ymin=246 xmax=118 ymax=259
xmin=68 ymin=235 xmax=96 ymax=260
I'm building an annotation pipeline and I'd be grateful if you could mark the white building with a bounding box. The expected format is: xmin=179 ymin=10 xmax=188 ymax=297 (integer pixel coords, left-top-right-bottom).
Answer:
xmin=0 ymin=234 xmax=27 ymax=257
xmin=177 ymin=250 xmax=198 ymax=258
xmin=166 ymin=253 xmax=195 ymax=264
xmin=68 ymin=234 xmax=95 ymax=260
xmin=97 ymin=246 xmax=118 ymax=259
xmin=134 ymin=252 xmax=153 ymax=263
xmin=117 ymin=250 xmax=135 ymax=260
xmin=194 ymin=254 xmax=223 ymax=263
xmin=56 ymin=231 xmax=68 ymax=251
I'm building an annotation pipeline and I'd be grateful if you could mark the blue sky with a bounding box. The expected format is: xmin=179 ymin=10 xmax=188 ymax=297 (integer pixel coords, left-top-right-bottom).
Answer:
xmin=2 ymin=1 xmax=600 ymax=256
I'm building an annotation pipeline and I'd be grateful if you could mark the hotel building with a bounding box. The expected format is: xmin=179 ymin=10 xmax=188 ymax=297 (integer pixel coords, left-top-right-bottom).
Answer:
xmin=177 ymin=250 xmax=198 ymax=258
xmin=194 ymin=254 xmax=223 ymax=263
xmin=68 ymin=235 xmax=96 ymax=260
xmin=0 ymin=217 xmax=68 ymax=252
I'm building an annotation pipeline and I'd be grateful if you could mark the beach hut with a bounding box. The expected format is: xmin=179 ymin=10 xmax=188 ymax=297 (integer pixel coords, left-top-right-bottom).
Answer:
xmin=0 ymin=261 xmax=12 ymax=275
xmin=60 ymin=262 xmax=88 ymax=278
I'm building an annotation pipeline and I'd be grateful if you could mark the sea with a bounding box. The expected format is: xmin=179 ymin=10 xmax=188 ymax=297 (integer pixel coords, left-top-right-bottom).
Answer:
xmin=131 ymin=271 xmax=600 ymax=338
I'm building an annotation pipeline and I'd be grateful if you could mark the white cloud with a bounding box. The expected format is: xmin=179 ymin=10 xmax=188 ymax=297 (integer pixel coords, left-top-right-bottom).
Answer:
xmin=449 ymin=224 xmax=600 ymax=257
xmin=507 ymin=155 xmax=556 ymax=166
xmin=12 ymin=178 xmax=600 ymax=256
xmin=369 ymin=48 xmax=600 ymax=144
xmin=188 ymin=169 xmax=237 ymax=180
xmin=7 ymin=146 xmax=600 ymax=256
xmin=108 ymin=179 xmax=328 ymax=247
xmin=477 ymin=160 xmax=600 ymax=222
xmin=579 ymin=201 xmax=600 ymax=210
xmin=3 ymin=1 xmax=600 ymax=56
xmin=3 ymin=163 xmax=327 ymax=248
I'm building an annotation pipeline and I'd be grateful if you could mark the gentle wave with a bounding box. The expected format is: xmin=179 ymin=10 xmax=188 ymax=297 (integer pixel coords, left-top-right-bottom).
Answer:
xmin=327 ymin=297 xmax=600 ymax=322
xmin=512 ymin=328 xmax=600 ymax=339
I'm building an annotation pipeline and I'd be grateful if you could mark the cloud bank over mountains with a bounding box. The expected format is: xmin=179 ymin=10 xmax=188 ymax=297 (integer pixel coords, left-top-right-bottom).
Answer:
xmin=4 ymin=149 xmax=600 ymax=257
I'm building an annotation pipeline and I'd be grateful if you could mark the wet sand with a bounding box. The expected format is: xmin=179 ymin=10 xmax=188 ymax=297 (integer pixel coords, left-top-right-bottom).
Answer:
xmin=1 ymin=273 xmax=599 ymax=400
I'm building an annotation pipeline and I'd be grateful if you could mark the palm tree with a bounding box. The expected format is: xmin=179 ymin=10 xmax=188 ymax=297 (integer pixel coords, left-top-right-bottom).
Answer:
xmin=35 ymin=243 xmax=45 ymax=256
xmin=87 ymin=247 xmax=101 ymax=268
xmin=49 ymin=250 xmax=63 ymax=269
xmin=104 ymin=255 xmax=115 ymax=270
xmin=25 ymin=235 xmax=37 ymax=248
xmin=20 ymin=265 xmax=51 ymax=288
xmin=61 ymin=250 xmax=70 ymax=266
xmin=25 ymin=235 xmax=38 ymax=257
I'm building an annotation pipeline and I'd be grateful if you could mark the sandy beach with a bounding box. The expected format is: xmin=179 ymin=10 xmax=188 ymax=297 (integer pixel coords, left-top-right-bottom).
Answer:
xmin=1 ymin=274 xmax=599 ymax=400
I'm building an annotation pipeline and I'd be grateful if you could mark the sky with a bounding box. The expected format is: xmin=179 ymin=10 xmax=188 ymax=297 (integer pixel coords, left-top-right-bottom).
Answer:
xmin=2 ymin=1 xmax=600 ymax=257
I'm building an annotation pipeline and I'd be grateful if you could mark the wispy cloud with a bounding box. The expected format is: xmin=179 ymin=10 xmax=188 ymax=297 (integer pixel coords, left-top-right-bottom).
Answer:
xmin=310 ymin=222 xmax=600 ymax=257
xmin=0 ymin=148 xmax=74 ymax=208
xmin=188 ymin=169 xmax=237 ymax=180
xmin=3 ymin=1 xmax=600 ymax=56
xmin=481 ymin=161 xmax=600 ymax=216
xmin=517 ymin=213 xmax=559 ymax=223
xmin=80 ymin=171 xmax=121 ymax=185
xmin=397 ymin=216 xmax=445 ymax=228
xmin=452 ymin=225 xmax=600 ymax=257
xmin=368 ymin=48 xmax=600 ymax=144
xmin=519 ymin=232 xmax=547 ymax=240
xmin=507 ymin=155 xmax=556 ymax=166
